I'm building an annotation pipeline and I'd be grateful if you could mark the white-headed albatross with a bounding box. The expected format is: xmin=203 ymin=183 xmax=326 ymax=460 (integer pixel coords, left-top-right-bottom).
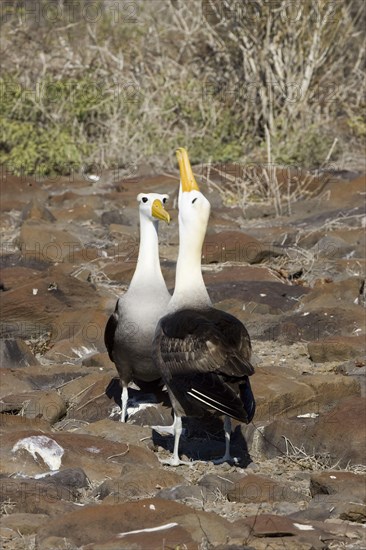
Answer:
xmin=104 ymin=192 xmax=171 ymax=422
xmin=152 ymin=149 xmax=255 ymax=466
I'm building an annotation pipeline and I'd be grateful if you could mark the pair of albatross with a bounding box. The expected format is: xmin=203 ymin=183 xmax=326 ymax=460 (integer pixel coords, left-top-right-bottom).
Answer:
xmin=105 ymin=148 xmax=255 ymax=466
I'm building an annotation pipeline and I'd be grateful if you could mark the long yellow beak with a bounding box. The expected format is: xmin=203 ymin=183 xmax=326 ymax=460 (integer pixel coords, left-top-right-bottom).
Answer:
xmin=176 ymin=147 xmax=200 ymax=192
xmin=151 ymin=199 xmax=170 ymax=224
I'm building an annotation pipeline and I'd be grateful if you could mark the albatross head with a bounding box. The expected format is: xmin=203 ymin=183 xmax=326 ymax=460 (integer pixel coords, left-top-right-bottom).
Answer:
xmin=170 ymin=148 xmax=211 ymax=309
xmin=137 ymin=193 xmax=170 ymax=224
xmin=176 ymin=148 xmax=210 ymax=235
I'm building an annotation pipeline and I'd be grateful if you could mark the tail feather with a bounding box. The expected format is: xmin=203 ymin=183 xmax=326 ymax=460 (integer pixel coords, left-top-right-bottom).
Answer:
xmin=239 ymin=377 xmax=256 ymax=423
xmin=186 ymin=374 xmax=249 ymax=423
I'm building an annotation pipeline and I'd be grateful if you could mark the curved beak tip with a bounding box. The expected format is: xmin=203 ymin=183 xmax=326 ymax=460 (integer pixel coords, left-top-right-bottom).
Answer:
xmin=151 ymin=199 xmax=170 ymax=224
xmin=176 ymin=147 xmax=200 ymax=192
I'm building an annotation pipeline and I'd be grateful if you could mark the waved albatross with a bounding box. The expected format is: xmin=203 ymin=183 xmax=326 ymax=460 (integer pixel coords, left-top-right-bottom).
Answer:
xmin=104 ymin=192 xmax=171 ymax=422
xmin=152 ymin=149 xmax=255 ymax=465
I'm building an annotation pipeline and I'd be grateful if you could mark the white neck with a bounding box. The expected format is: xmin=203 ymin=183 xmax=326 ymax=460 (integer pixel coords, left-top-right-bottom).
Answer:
xmin=129 ymin=215 xmax=166 ymax=290
xmin=169 ymin=217 xmax=211 ymax=311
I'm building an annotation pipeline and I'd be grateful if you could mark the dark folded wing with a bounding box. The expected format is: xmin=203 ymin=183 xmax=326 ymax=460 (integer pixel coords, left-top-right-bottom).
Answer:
xmin=104 ymin=299 xmax=119 ymax=362
xmin=154 ymin=308 xmax=254 ymax=381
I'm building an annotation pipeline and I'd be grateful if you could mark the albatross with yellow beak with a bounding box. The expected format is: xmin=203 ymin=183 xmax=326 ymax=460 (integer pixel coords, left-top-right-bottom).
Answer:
xmin=105 ymin=193 xmax=171 ymax=422
xmin=152 ymin=149 xmax=255 ymax=466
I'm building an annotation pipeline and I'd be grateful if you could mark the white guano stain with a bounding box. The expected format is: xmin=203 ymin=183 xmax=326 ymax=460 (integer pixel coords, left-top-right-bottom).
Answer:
xmin=86 ymin=447 xmax=101 ymax=454
xmin=126 ymin=402 xmax=158 ymax=418
xmin=12 ymin=435 xmax=64 ymax=470
xmin=117 ymin=523 xmax=178 ymax=537
xmin=293 ymin=523 xmax=314 ymax=531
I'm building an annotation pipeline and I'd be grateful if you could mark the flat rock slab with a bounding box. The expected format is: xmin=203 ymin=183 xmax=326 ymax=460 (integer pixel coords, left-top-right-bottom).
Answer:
xmin=262 ymin=306 xmax=365 ymax=343
xmin=305 ymin=471 xmax=366 ymax=523
xmin=0 ymin=368 xmax=34 ymax=398
xmin=251 ymin=366 xmax=360 ymax=421
xmin=203 ymin=265 xmax=281 ymax=284
xmin=0 ymin=414 xmax=51 ymax=433
xmin=95 ymin=464 xmax=184 ymax=502
xmin=3 ymin=430 xmax=158 ymax=481
xmin=253 ymin=396 xmax=366 ymax=466
xmin=0 ymin=513 xmax=49 ymax=535
xmin=301 ymin=277 xmax=364 ymax=310
xmin=0 ymin=338 xmax=39 ymax=368
xmin=209 ymin=279 xmax=309 ymax=314
xmin=0 ymin=390 xmax=66 ymax=424
xmin=226 ymin=473 xmax=306 ymax=504
xmin=0 ymin=477 xmax=78 ymax=516
xmin=308 ymin=336 xmax=365 ymax=362
xmin=36 ymin=497 xmax=235 ymax=549
xmin=203 ymin=231 xmax=283 ymax=264
xmin=310 ymin=471 xmax=366 ymax=501
xmin=74 ymin=418 xmax=153 ymax=447
xmin=234 ymin=513 xmax=365 ymax=549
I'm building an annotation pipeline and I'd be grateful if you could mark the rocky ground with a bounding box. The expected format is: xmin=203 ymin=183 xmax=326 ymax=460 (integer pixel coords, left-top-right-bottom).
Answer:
xmin=0 ymin=166 xmax=365 ymax=549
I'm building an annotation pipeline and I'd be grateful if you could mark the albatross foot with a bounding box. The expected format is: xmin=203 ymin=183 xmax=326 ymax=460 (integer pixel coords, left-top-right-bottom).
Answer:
xmin=158 ymin=456 xmax=195 ymax=467
xmin=211 ymin=454 xmax=240 ymax=465
xmin=152 ymin=424 xmax=178 ymax=436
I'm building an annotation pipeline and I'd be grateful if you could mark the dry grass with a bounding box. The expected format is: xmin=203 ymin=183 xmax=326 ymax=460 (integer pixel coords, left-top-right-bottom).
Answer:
xmin=282 ymin=436 xmax=366 ymax=472
xmin=1 ymin=0 xmax=364 ymax=179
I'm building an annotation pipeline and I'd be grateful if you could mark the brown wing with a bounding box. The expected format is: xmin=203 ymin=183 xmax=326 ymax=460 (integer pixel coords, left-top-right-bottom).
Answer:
xmin=153 ymin=308 xmax=254 ymax=381
xmin=152 ymin=308 xmax=255 ymax=422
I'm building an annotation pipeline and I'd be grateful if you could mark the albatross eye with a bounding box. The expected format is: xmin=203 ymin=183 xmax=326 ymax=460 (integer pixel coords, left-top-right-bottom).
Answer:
xmin=162 ymin=197 xmax=167 ymax=204
xmin=192 ymin=198 xmax=198 ymax=204
xmin=142 ymin=197 xmax=148 ymax=203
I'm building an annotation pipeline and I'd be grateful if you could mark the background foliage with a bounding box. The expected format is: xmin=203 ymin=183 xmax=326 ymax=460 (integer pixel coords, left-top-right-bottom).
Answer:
xmin=0 ymin=0 xmax=365 ymax=176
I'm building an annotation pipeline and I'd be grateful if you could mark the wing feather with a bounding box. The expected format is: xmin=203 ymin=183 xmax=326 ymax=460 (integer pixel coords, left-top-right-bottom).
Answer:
xmin=104 ymin=299 xmax=119 ymax=362
xmin=155 ymin=308 xmax=254 ymax=380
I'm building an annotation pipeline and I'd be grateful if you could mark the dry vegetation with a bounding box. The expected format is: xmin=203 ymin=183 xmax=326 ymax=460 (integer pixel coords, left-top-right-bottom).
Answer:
xmin=0 ymin=0 xmax=365 ymax=181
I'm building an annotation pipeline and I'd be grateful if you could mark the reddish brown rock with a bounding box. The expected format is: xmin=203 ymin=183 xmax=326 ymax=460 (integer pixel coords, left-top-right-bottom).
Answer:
xmin=310 ymin=471 xmax=366 ymax=500
xmin=0 ymin=390 xmax=66 ymax=424
xmin=0 ymin=369 xmax=34 ymax=398
xmin=18 ymin=220 xmax=82 ymax=262
xmin=0 ymin=414 xmax=51 ymax=433
xmin=240 ymin=513 xmax=301 ymax=536
xmin=0 ymin=174 xmax=47 ymax=205
xmin=36 ymin=497 xmax=234 ymax=549
xmin=226 ymin=473 xmax=305 ymax=504
xmin=96 ymin=464 xmax=184 ymax=502
xmin=0 ymin=338 xmax=39 ymax=369
xmin=302 ymin=277 xmax=363 ymax=310
xmin=3 ymin=430 xmax=158 ymax=481
xmin=324 ymin=174 xmax=366 ymax=208
xmin=59 ymin=372 xmax=117 ymax=423
xmin=82 ymin=352 xmax=112 ymax=369
xmin=1 ymin=267 xmax=104 ymax=341
xmin=21 ymin=200 xmax=55 ymax=222
xmin=250 ymin=396 xmax=366 ymax=467
xmin=210 ymin=279 xmax=309 ymax=314
xmin=83 ymin=524 xmax=195 ymax=550
xmin=203 ymin=265 xmax=280 ymax=285
xmin=202 ymin=230 xmax=282 ymax=264
xmin=74 ymin=418 xmax=152 ymax=447
xmin=54 ymin=204 xmax=99 ymax=223
xmin=260 ymin=306 xmax=365 ymax=344
xmin=250 ymin=366 xmax=359 ymax=421
xmin=308 ymin=336 xmax=365 ymax=362
xmin=198 ymin=472 xmax=245 ymax=497
xmin=0 ymin=477 xmax=78 ymax=516
xmin=0 ymin=513 xmax=49 ymax=535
